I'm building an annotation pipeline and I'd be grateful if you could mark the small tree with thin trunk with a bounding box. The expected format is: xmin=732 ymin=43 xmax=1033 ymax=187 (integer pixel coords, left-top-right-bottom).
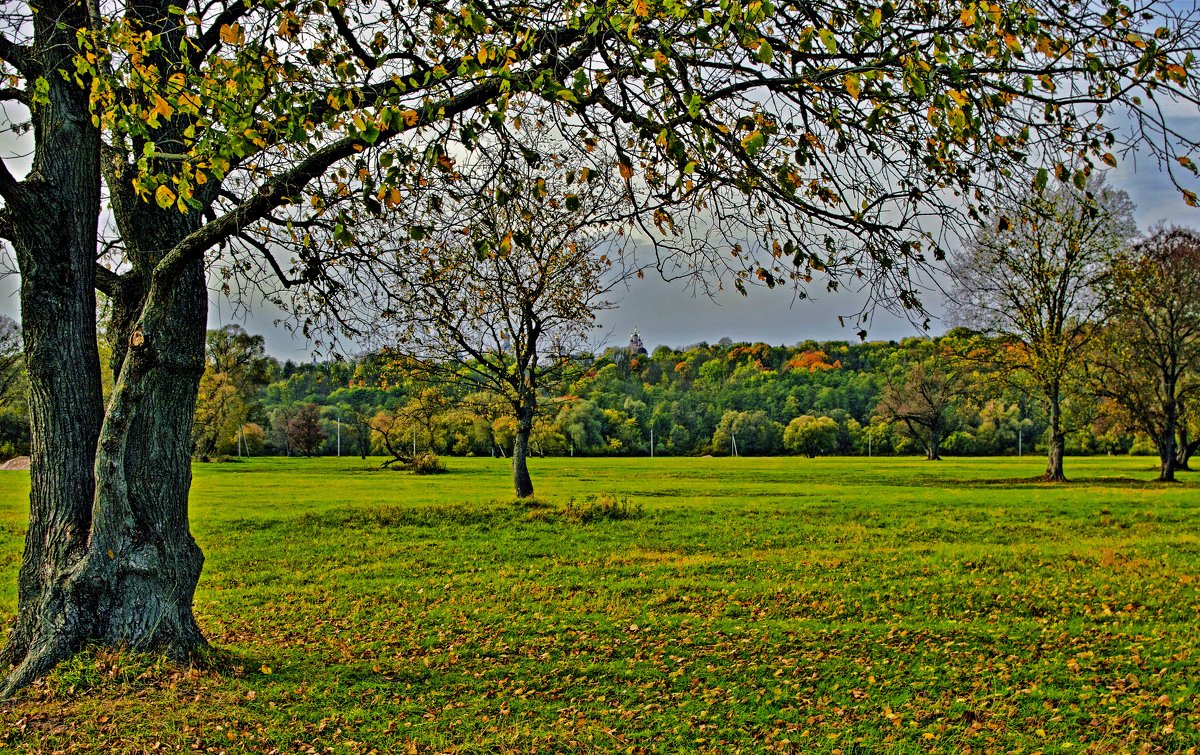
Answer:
xmin=290 ymin=130 xmax=631 ymax=497
xmin=1089 ymin=228 xmax=1200 ymax=482
xmin=950 ymin=177 xmax=1137 ymax=481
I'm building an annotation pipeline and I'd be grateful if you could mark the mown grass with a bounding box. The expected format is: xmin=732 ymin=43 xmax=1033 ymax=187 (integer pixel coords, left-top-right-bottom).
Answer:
xmin=0 ymin=455 xmax=1197 ymax=753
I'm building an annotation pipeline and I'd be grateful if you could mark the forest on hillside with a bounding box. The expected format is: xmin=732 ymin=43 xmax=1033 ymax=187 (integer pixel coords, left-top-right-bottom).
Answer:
xmin=186 ymin=325 xmax=1180 ymax=464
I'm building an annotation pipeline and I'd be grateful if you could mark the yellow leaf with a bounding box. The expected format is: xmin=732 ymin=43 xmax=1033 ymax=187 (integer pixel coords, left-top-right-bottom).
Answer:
xmin=219 ymin=23 xmax=244 ymax=45
xmin=260 ymin=664 xmax=272 ymax=675
xmin=477 ymin=47 xmax=488 ymax=65
xmin=844 ymin=73 xmax=860 ymax=99
xmin=401 ymin=110 xmax=419 ymax=127
xmin=633 ymin=0 xmax=648 ymax=17
xmin=948 ymin=89 xmax=966 ymax=106
xmin=960 ymin=6 xmax=976 ymax=26
xmin=619 ymin=161 xmax=633 ymax=180
xmin=155 ymin=184 xmax=177 ymax=210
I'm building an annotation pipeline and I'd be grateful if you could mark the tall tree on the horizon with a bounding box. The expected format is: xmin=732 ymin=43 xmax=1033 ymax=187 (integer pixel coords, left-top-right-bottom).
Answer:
xmin=949 ymin=178 xmax=1137 ymax=481
xmin=1089 ymin=228 xmax=1200 ymax=482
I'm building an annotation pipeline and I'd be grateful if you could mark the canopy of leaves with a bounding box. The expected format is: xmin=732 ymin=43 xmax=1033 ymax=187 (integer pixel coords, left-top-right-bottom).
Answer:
xmin=5 ymin=0 xmax=1199 ymax=326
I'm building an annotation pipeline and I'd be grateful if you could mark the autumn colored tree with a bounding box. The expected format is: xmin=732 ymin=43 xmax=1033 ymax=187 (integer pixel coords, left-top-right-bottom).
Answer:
xmin=3 ymin=0 xmax=1200 ymax=696
xmin=1089 ymin=228 xmax=1200 ymax=482
xmin=950 ymin=178 xmax=1137 ymax=480
xmin=286 ymin=404 xmax=326 ymax=457
xmin=192 ymin=326 xmax=272 ymax=459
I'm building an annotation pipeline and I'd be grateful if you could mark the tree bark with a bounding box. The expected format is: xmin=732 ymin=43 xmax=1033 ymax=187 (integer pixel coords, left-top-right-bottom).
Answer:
xmin=1158 ymin=394 xmax=1178 ymax=483
xmin=1176 ymin=424 xmax=1197 ymax=471
xmin=0 ymin=1 xmax=106 ymax=693
xmin=1158 ymin=437 xmax=1178 ymax=482
xmin=1043 ymin=391 xmax=1067 ymax=482
xmin=512 ymin=400 xmax=535 ymax=498
xmin=926 ymin=431 xmax=941 ymax=461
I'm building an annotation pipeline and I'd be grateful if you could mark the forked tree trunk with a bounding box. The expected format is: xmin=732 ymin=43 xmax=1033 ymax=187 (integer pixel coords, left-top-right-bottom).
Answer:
xmin=925 ymin=433 xmax=941 ymax=461
xmin=2 ymin=228 xmax=210 ymax=698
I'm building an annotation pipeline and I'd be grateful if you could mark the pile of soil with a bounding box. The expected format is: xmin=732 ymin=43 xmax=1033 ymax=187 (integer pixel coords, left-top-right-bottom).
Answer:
xmin=0 ymin=456 xmax=30 ymax=470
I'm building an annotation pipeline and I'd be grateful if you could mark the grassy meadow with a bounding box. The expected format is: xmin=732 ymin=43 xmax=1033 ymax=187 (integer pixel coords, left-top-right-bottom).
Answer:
xmin=0 ymin=455 xmax=1197 ymax=753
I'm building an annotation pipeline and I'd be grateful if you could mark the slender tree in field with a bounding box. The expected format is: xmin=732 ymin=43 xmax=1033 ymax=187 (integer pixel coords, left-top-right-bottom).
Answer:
xmin=1089 ymin=228 xmax=1200 ymax=482
xmin=4 ymin=0 xmax=1200 ymax=695
xmin=950 ymin=179 xmax=1137 ymax=481
xmin=297 ymin=131 xmax=631 ymax=497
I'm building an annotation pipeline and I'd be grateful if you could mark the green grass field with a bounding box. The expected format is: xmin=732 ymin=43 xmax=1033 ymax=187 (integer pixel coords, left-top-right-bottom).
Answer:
xmin=0 ymin=455 xmax=1197 ymax=753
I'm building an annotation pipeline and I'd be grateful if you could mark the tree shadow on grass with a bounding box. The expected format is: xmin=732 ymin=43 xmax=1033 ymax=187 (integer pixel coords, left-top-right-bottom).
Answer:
xmin=939 ymin=475 xmax=1182 ymax=490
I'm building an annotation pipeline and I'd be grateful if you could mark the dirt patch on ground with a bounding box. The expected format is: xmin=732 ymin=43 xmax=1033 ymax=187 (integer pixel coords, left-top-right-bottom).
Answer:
xmin=0 ymin=456 xmax=30 ymax=470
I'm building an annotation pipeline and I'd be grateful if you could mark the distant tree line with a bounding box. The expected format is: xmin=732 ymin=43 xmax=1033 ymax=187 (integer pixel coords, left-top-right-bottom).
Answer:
xmin=191 ymin=320 xmax=1198 ymax=473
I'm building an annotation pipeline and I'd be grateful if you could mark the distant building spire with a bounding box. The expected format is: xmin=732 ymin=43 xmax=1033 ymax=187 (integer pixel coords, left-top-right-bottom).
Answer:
xmin=627 ymin=329 xmax=648 ymax=357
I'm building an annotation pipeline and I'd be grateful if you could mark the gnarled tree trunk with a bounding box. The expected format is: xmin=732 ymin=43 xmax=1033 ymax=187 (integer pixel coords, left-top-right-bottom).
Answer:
xmin=1 ymin=65 xmax=211 ymax=692
xmin=0 ymin=0 xmax=106 ymax=695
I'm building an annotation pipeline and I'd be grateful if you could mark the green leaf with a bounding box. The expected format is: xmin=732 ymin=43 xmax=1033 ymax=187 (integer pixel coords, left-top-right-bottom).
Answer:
xmin=818 ymin=29 xmax=837 ymax=55
xmin=741 ymin=131 xmax=766 ymax=156
xmin=757 ymin=39 xmax=773 ymax=64
xmin=1032 ymin=168 xmax=1049 ymax=192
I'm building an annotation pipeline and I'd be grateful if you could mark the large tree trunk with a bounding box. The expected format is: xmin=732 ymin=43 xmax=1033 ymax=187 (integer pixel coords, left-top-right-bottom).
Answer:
xmin=1 ymin=42 xmax=212 ymax=691
xmin=1158 ymin=437 xmax=1178 ymax=482
xmin=2 ymin=216 xmax=210 ymax=698
xmin=0 ymin=2 xmax=106 ymax=695
xmin=1043 ymin=392 xmax=1067 ymax=482
xmin=924 ymin=426 xmax=942 ymax=461
xmin=1158 ymin=397 xmax=1178 ymax=483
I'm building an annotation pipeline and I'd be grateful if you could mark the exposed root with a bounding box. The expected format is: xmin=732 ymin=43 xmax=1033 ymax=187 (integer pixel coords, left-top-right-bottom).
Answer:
xmin=0 ymin=632 xmax=75 ymax=700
